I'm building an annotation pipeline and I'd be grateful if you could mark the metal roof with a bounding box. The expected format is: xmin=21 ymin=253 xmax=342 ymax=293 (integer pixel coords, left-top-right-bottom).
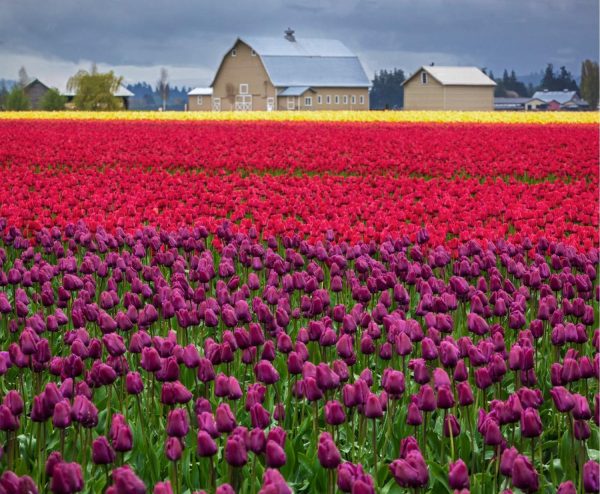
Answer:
xmin=494 ymin=97 xmax=531 ymax=104
xmin=188 ymin=87 xmax=213 ymax=96
xmin=211 ymin=36 xmax=370 ymax=88
xmin=404 ymin=66 xmax=496 ymax=86
xmin=261 ymin=55 xmax=370 ymax=87
xmin=278 ymin=86 xmax=312 ymax=96
xmin=240 ymin=36 xmax=355 ymax=57
xmin=531 ymin=90 xmax=578 ymax=104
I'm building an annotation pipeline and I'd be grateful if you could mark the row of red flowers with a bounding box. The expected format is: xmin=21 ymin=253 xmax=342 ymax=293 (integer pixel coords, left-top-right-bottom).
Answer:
xmin=0 ymin=166 xmax=596 ymax=251
xmin=0 ymin=121 xmax=597 ymax=180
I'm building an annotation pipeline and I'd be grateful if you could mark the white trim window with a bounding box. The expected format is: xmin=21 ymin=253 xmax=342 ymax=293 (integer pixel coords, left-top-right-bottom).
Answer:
xmin=304 ymin=96 xmax=312 ymax=107
xmin=251 ymin=49 xmax=257 ymax=56
xmin=359 ymin=95 xmax=365 ymax=105
xmin=351 ymin=95 xmax=356 ymax=104
xmin=343 ymin=95 xmax=348 ymax=104
xmin=266 ymin=97 xmax=274 ymax=111
xmin=326 ymin=95 xmax=331 ymax=104
xmin=317 ymin=95 xmax=322 ymax=104
xmin=197 ymin=96 xmax=203 ymax=105
xmin=239 ymin=84 xmax=248 ymax=95
xmin=334 ymin=95 xmax=339 ymax=104
xmin=287 ymin=97 xmax=295 ymax=110
xmin=231 ymin=49 xmax=237 ymax=57
xmin=212 ymin=97 xmax=221 ymax=112
xmin=421 ymin=71 xmax=428 ymax=84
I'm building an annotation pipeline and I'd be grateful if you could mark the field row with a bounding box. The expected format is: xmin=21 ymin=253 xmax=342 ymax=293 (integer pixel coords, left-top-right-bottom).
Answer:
xmin=0 ymin=121 xmax=598 ymax=180
xmin=1 ymin=110 xmax=599 ymax=124
xmin=0 ymin=167 xmax=597 ymax=251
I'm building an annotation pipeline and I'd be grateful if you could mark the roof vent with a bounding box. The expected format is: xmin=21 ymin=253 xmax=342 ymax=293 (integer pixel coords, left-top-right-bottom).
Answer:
xmin=543 ymin=89 xmax=548 ymax=92
xmin=284 ymin=28 xmax=296 ymax=42
xmin=563 ymin=88 xmax=568 ymax=92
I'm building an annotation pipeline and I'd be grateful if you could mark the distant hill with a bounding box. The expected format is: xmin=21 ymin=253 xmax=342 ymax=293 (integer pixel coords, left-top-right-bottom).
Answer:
xmin=0 ymin=79 xmax=17 ymax=91
xmin=126 ymin=82 xmax=191 ymax=111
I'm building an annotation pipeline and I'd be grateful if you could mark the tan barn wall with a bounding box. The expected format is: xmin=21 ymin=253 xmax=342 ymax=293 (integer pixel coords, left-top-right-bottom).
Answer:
xmin=403 ymin=71 xmax=445 ymax=110
xmin=277 ymin=87 xmax=369 ymax=111
xmin=188 ymin=95 xmax=213 ymax=111
xmin=443 ymin=86 xmax=494 ymax=110
xmin=212 ymin=40 xmax=277 ymax=111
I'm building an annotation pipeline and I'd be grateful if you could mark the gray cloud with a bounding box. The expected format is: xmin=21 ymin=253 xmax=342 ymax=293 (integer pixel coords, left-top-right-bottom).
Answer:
xmin=0 ymin=0 xmax=597 ymax=85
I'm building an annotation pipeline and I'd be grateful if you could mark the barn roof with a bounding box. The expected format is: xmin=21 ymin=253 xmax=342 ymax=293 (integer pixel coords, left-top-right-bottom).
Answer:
xmin=404 ymin=66 xmax=496 ymax=86
xmin=531 ymin=90 xmax=578 ymax=104
xmin=188 ymin=87 xmax=213 ymax=96
xmin=210 ymin=34 xmax=371 ymax=88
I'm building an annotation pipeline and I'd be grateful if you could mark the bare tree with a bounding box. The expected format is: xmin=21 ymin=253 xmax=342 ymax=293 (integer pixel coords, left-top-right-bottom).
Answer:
xmin=157 ymin=68 xmax=169 ymax=111
xmin=18 ymin=66 xmax=30 ymax=88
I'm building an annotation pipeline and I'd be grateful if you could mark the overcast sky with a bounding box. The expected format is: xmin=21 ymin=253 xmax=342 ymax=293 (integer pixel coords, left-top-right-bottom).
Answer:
xmin=0 ymin=0 xmax=597 ymax=88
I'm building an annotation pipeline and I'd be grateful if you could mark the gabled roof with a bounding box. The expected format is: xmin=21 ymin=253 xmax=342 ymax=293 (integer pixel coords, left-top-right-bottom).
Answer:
xmin=278 ymin=86 xmax=314 ymax=96
xmin=531 ymin=90 xmax=578 ymax=104
xmin=210 ymin=36 xmax=371 ymax=88
xmin=403 ymin=66 xmax=496 ymax=86
xmin=188 ymin=87 xmax=213 ymax=96
xmin=23 ymin=79 xmax=50 ymax=91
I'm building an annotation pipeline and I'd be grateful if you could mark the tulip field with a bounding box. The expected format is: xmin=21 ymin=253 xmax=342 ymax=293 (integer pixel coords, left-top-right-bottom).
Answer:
xmin=0 ymin=111 xmax=598 ymax=494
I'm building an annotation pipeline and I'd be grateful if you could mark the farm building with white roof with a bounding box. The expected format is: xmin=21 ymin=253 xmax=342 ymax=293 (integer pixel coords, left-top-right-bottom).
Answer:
xmin=202 ymin=29 xmax=371 ymax=112
xmin=403 ymin=65 xmax=496 ymax=111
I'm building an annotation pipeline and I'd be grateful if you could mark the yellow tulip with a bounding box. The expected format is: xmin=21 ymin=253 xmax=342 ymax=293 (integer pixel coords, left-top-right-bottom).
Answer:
xmin=0 ymin=110 xmax=597 ymax=124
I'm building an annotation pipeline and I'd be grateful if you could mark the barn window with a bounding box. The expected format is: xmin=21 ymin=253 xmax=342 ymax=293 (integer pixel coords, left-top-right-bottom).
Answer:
xmin=326 ymin=95 xmax=331 ymax=104
xmin=343 ymin=95 xmax=348 ymax=104
xmin=304 ymin=96 xmax=312 ymax=107
xmin=197 ymin=96 xmax=203 ymax=105
xmin=334 ymin=95 xmax=340 ymax=104
xmin=359 ymin=95 xmax=365 ymax=104
xmin=421 ymin=72 xmax=428 ymax=84
xmin=231 ymin=49 xmax=237 ymax=57
xmin=317 ymin=95 xmax=322 ymax=104
xmin=239 ymin=84 xmax=248 ymax=95
xmin=351 ymin=95 xmax=356 ymax=104
xmin=251 ymin=49 xmax=257 ymax=56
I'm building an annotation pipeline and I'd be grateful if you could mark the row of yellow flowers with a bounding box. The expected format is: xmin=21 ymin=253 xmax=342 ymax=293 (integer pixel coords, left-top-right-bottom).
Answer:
xmin=0 ymin=110 xmax=598 ymax=124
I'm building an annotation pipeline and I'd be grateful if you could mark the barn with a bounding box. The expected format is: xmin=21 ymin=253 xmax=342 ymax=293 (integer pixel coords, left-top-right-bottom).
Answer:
xmin=403 ymin=66 xmax=496 ymax=111
xmin=23 ymin=79 xmax=51 ymax=109
xmin=206 ymin=29 xmax=370 ymax=112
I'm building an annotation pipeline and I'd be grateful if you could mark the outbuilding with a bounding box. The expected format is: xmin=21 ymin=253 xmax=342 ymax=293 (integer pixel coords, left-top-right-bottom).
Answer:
xmin=23 ymin=79 xmax=51 ymax=109
xmin=403 ymin=66 xmax=496 ymax=111
xmin=187 ymin=87 xmax=213 ymax=111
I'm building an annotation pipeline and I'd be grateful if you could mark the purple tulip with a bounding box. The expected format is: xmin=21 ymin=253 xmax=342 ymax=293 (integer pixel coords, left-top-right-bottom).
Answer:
xmin=265 ymin=440 xmax=287 ymax=468
xmin=583 ymin=460 xmax=599 ymax=493
xmin=511 ymin=455 xmax=539 ymax=493
xmin=317 ymin=432 xmax=341 ymax=469
xmin=225 ymin=434 xmax=248 ymax=467
xmin=197 ymin=430 xmax=218 ymax=457
xmin=92 ymin=436 xmax=116 ymax=465
xmin=165 ymin=437 xmax=183 ymax=462
xmin=50 ymin=462 xmax=84 ymax=494
xmin=448 ymin=459 xmax=469 ymax=489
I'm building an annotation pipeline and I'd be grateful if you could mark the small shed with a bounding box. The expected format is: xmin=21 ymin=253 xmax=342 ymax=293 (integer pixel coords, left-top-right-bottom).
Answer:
xmin=403 ymin=66 xmax=496 ymax=111
xmin=529 ymin=90 xmax=587 ymax=110
xmin=23 ymin=79 xmax=51 ymax=109
xmin=187 ymin=87 xmax=213 ymax=111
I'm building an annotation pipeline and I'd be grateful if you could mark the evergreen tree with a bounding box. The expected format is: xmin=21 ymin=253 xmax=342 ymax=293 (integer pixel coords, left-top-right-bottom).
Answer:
xmin=580 ymin=59 xmax=599 ymax=109
xmin=0 ymin=81 xmax=8 ymax=109
xmin=537 ymin=63 xmax=578 ymax=92
xmin=41 ymin=88 xmax=67 ymax=111
xmin=369 ymin=68 xmax=405 ymax=109
xmin=6 ymin=86 xmax=30 ymax=110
